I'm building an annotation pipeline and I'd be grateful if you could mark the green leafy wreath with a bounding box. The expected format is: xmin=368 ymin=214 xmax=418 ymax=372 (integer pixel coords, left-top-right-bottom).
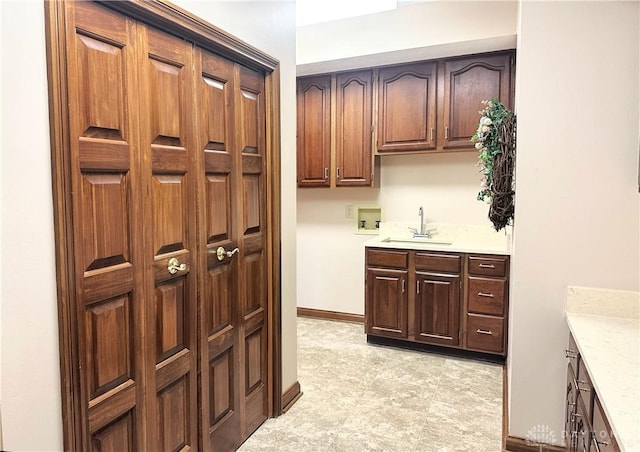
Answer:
xmin=471 ymin=100 xmax=516 ymax=231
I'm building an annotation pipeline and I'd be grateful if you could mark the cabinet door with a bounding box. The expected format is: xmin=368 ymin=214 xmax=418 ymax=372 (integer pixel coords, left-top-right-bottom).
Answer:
xmin=377 ymin=62 xmax=437 ymax=152
xmin=366 ymin=267 xmax=408 ymax=339
xmin=297 ymin=75 xmax=331 ymax=187
xmin=591 ymin=396 xmax=619 ymax=452
xmin=566 ymin=364 xmax=578 ymax=451
xmin=575 ymin=394 xmax=592 ymax=452
xmin=336 ymin=70 xmax=373 ymax=186
xmin=414 ymin=272 xmax=460 ymax=346
xmin=441 ymin=53 xmax=513 ymax=150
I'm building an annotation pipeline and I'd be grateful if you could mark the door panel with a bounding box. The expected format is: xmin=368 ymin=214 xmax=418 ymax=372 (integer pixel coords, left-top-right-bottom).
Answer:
xmin=415 ymin=273 xmax=460 ymax=346
xmin=138 ymin=25 xmax=198 ymax=450
xmin=296 ymin=76 xmax=331 ymax=187
xmin=335 ymin=70 xmax=372 ymax=186
xmin=377 ymin=62 xmax=437 ymax=152
xmin=194 ymin=48 xmax=243 ymax=451
xmin=442 ymin=54 xmax=512 ymax=150
xmin=237 ymin=65 xmax=268 ymax=437
xmin=365 ymin=268 xmax=408 ymax=339
xmin=65 ymin=2 xmax=144 ymax=449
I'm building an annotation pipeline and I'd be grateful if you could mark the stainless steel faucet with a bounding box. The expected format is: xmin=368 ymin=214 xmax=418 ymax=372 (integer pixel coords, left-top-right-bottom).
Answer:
xmin=409 ymin=206 xmax=436 ymax=238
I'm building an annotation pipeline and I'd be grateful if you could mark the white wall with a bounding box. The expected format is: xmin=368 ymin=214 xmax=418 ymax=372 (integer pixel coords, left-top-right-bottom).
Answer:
xmin=297 ymin=1 xmax=517 ymax=65
xmin=0 ymin=1 xmax=297 ymax=450
xmin=509 ymin=0 xmax=640 ymax=443
xmin=1 ymin=1 xmax=63 ymax=450
xmin=296 ymin=2 xmax=518 ymax=315
xmin=298 ymin=152 xmax=496 ymax=314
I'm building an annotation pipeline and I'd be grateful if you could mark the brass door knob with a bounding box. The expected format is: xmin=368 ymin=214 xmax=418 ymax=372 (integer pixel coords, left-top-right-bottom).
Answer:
xmin=167 ymin=257 xmax=186 ymax=275
xmin=216 ymin=246 xmax=239 ymax=261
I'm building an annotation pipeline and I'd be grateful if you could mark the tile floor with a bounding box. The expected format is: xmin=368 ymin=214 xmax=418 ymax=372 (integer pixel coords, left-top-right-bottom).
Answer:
xmin=239 ymin=317 xmax=504 ymax=452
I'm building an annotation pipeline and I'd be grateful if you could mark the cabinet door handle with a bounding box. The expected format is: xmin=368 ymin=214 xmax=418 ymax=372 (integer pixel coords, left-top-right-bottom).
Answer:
xmin=416 ymin=281 xmax=420 ymax=294
xmin=324 ymin=167 xmax=328 ymax=180
xmin=401 ymin=279 xmax=406 ymax=293
xmin=479 ymin=263 xmax=496 ymax=269
xmin=477 ymin=292 xmax=494 ymax=298
xmin=565 ymin=349 xmax=578 ymax=359
xmin=476 ymin=328 xmax=493 ymax=335
xmin=444 ymin=126 xmax=449 ymax=139
xmin=575 ymin=379 xmax=591 ymax=393
xmin=430 ymin=127 xmax=434 ymax=141
xmin=336 ymin=167 xmax=341 ymax=179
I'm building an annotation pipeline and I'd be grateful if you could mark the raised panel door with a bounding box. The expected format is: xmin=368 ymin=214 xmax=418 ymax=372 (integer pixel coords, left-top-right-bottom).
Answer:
xmin=414 ymin=272 xmax=460 ymax=346
xmin=365 ymin=268 xmax=408 ymax=339
xmin=194 ymin=47 xmax=243 ymax=451
xmin=441 ymin=53 xmax=513 ymax=150
xmin=236 ymin=65 xmax=269 ymax=438
xmin=377 ymin=62 xmax=437 ymax=152
xmin=335 ymin=70 xmax=373 ymax=186
xmin=137 ymin=25 xmax=198 ymax=450
xmin=297 ymin=76 xmax=331 ymax=187
xmin=64 ymin=2 xmax=144 ymax=449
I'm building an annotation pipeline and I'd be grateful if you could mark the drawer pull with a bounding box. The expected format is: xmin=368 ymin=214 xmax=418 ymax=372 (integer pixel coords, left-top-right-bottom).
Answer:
xmin=477 ymin=292 xmax=494 ymax=298
xmin=478 ymin=263 xmax=496 ymax=269
xmin=565 ymin=349 xmax=578 ymax=359
xmin=476 ymin=328 xmax=493 ymax=335
xmin=575 ymin=379 xmax=591 ymax=393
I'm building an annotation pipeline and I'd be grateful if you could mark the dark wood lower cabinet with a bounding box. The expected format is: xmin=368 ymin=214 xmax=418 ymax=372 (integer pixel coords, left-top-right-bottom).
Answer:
xmin=365 ymin=248 xmax=509 ymax=356
xmin=564 ymin=334 xmax=620 ymax=452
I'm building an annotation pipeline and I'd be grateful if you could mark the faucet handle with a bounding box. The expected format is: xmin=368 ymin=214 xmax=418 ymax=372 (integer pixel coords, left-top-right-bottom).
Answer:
xmin=408 ymin=227 xmax=418 ymax=234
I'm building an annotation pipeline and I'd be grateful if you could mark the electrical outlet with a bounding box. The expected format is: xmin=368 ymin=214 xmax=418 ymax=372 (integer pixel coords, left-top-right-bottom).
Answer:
xmin=345 ymin=205 xmax=354 ymax=219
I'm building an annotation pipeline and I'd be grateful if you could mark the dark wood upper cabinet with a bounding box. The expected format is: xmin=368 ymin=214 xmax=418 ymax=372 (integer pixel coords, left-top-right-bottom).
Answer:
xmin=296 ymin=75 xmax=331 ymax=187
xmin=297 ymin=71 xmax=376 ymax=188
xmin=441 ymin=53 xmax=513 ymax=151
xmin=336 ymin=70 xmax=373 ymax=186
xmin=296 ymin=50 xmax=515 ymax=186
xmin=377 ymin=62 xmax=437 ymax=152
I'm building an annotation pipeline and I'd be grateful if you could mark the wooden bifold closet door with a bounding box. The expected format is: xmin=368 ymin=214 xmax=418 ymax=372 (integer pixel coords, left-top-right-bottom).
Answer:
xmin=50 ymin=1 xmax=275 ymax=450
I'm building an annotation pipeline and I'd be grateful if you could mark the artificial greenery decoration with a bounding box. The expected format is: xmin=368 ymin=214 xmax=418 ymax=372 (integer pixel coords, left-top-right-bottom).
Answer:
xmin=471 ymin=100 xmax=516 ymax=231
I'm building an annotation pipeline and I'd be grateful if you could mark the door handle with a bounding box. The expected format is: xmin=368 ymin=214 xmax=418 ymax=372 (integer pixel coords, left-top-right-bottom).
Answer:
xmin=167 ymin=257 xmax=186 ymax=275
xmin=216 ymin=246 xmax=239 ymax=261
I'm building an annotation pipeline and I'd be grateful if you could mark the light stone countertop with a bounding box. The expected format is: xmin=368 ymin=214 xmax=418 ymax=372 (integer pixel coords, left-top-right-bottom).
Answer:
xmin=565 ymin=287 xmax=640 ymax=452
xmin=364 ymin=222 xmax=511 ymax=255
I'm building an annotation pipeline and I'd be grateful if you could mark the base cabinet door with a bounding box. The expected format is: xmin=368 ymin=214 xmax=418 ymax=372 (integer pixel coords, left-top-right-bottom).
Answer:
xmin=414 ymin=272 xmax=460 ymax=346
xmin=366 ymin=268 xmax=408 ymax=339
xmin=591 ymin=396 xmax=619 ymax=452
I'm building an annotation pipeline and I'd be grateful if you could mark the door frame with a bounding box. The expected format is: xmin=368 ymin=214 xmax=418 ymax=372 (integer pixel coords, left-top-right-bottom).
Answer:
xmin=44 ymin=1 xmax=282 ymax=449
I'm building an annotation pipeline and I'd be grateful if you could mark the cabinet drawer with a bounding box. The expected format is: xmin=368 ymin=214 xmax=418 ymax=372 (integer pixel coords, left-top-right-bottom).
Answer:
xmin=467 ymin=277 xmax=506 ymax=316
xmin=367 ymin=249 xmax=408 ymax=269
xmin=466 ymin=314 xmax=504 ymax=354
xmin=415 ymin=252 xmax=460 ymax=273
xmin=468 ymin=256 xmax=508 ymax=277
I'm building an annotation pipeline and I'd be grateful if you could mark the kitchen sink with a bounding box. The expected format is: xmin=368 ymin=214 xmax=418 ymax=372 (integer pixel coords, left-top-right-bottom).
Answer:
xmin=381 ymin=237 xmax=453 ymax=246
